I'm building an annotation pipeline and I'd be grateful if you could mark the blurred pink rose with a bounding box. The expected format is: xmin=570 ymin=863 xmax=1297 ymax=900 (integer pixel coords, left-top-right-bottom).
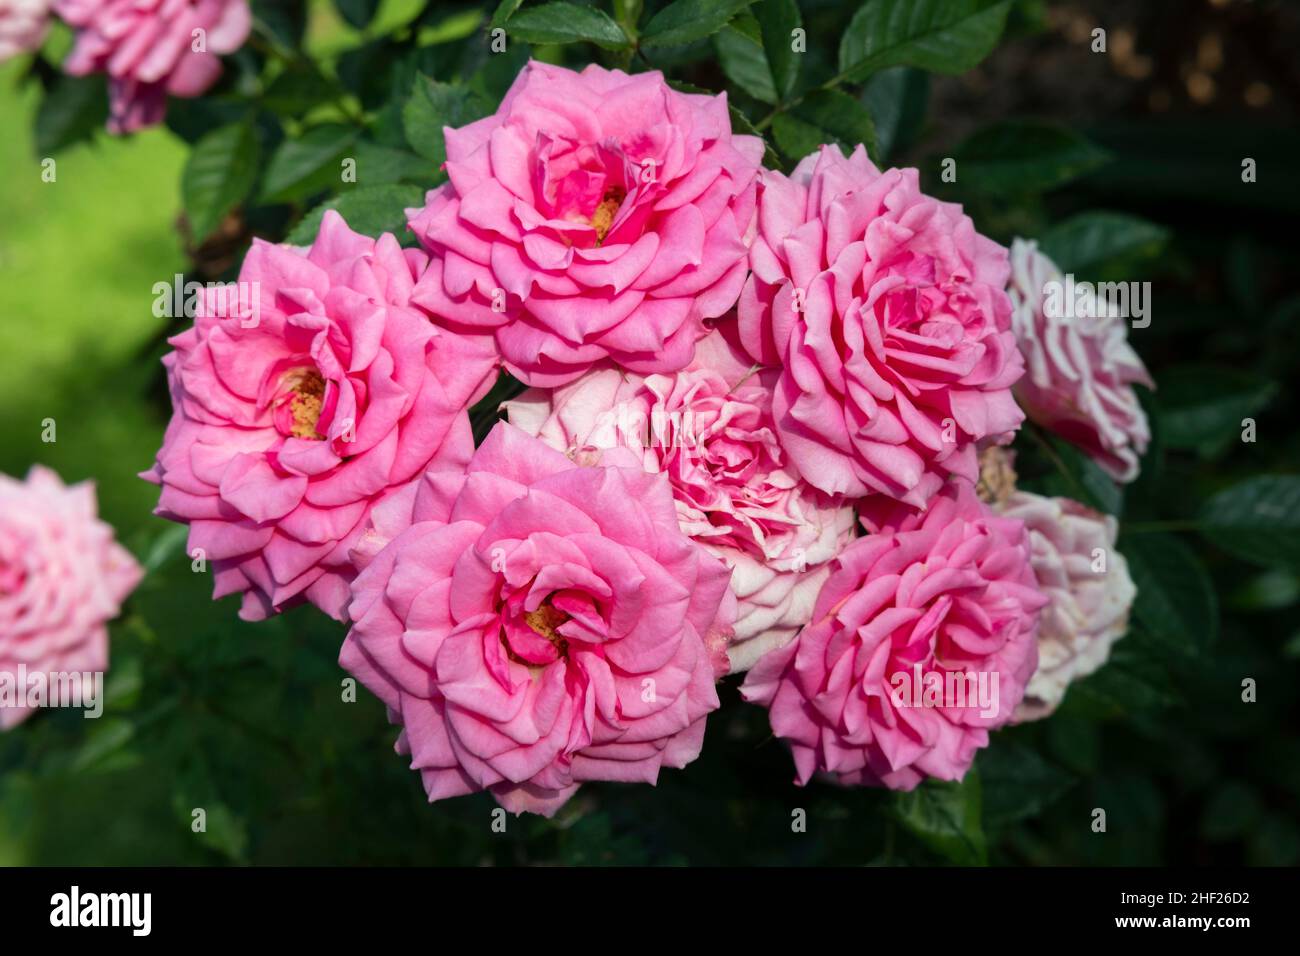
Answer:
xmin=738 ymin=144 xmax=1025 ymax=508
xmin=1 ymin=467 xmax=141 ymax=729
xmin=55 ymin=0 xmax=250 ymax=133
xmin=406 ymin=60 xmax=764 ymax=388
xmin=0 ymin=0 xmax=51 ymax=63
xmin=507 ymin=325 xmax=855 ymax=673
xmin=997 ymin=491 xmax=1135 ymax=721
xmin=1008 ymin=238 xmax=1153 ymax=482
xmin=742 ymin=480 xmax=1045 ymax=790
xmin=143 ymin=211 xmax=496 ymax=622
xmin=340 ymin=423 xmax=733 ymax=816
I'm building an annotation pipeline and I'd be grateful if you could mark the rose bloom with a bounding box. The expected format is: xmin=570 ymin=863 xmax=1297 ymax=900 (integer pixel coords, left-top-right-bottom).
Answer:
xmin=1 ymin=467 xmax=142 ymax=729
xmin=737 ymin=144 xmax=1024 ymax=508
xmin=340 ymin=422 xmax=734 ymax=817
xmin=507 ymin=325 xmax=855 ymax=673
xmin=406 ymin=60 xmax=764 ymax=388
xmin=1008 ymin=238 xmax=1153 ymax=482
xmin=996 ymin=491 xmax=1135 ymax=721
xmin=0 ymin=0 xmax=51 ymax=63
xmin=143 ymin=211 xmax=496 ymax=622
xmin=742 ymin=480 xmax=1045 ymax=790
xmin=55 ymin=0 xmax=251 ymax=133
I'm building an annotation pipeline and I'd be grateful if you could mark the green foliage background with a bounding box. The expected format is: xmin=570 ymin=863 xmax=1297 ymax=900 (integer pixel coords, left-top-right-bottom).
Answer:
xmin=0 ymin=0 xmax=1297 ymax=865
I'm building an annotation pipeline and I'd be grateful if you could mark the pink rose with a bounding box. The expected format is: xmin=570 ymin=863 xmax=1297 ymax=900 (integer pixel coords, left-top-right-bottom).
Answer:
xmin=1 ymin=467 xmax=142 ymax=729
xmin=742 ymin=480 xmax=1045 ymax=790
xmin=1008 ymin=238 xmax=1153 ymax=482
xmin=737 ymin=144 xmax=1025 ymax=508
xmin=142 ymin=211 xmax=496 ymax=622
xmin=0 ymin=0 xmax=51 ymax=63
xmin=406 ymin=60 xmax=764 ymax=388
xmin=507 ymin=326 xmax=855 ymax=673
xmin=340 ymin=422 xmax=733 ymax=816
xmin=996 ymin=491 xmax=1135 ymax=721
xmin=55 ymin=0 xmax=251 ymax=133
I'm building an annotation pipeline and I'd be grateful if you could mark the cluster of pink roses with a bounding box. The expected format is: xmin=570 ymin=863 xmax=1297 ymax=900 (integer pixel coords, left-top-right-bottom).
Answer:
xmin=0 ymin=0 xmax=250 ymax=132
xmin=140 ymin=61 xmax=1152 ymax=815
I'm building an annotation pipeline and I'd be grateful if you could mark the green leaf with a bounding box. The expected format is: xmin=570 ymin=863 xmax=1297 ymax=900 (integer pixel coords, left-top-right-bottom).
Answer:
xmin=1039 ymin=211 xmax=1169 ymax=277
xmin=182 ymin=121 xmax=260 ymax=243
xmin=978 ymin=740 xmax=1076 ymax=827
xmin=261 ymin=64 xmax=338 ymax=114
xmin=35 ymin=74 xmax=108 ymax=156
xmin=491 ymin=0 xmax=526 ymax=29
xmin=771 ymin=112 xmax=823 ymax=164
xmin=891 ymin=773 xmax=987 ymax=865
xmin=1029 ymin=431 xmax=1123 ymax=516
xmin=1199 ymin=475 xmax=1300 ymax=572
xmin=286 ymin=184 xmax=426 ymax=245
xmin=790 ymin=89 xmax=878 ymax=161
xmin=1200 ymin=781 xmax=1262 ymax=843
xmin=838 ymin=0 xmax=1011 ymax=84
xmin=756 ymin=0 xmax=802 ymax=101
xmin=1121 ymin=532 xmax=1219 ymax=653
xmin=352 ymin=140 xmax=436 ymax=186
xmin=140 ymin=523 xmax=190 ymax=575
xmin=642 ymin=0 xmax=757 ymax=49
xmin=403 ymin=77 xmax=489 ymax=168
xmin=1228 ymin=569 xmax=1299 ymax=612
xmin=259 ymin=124 xmax=359 ymax=204
xmin=715 ymin=24 xmax=777 ymax=105
xmin=948 ymin=120 xmax=1110 ymax=196
xmin=251 ymin=0 xmax=308 ymax=51
xmin=70 ymin=718 xmax=136 ymax=774
xmin=1155 ymin=365 xmax=1276 ymax=455
xmin=863 ymin=66 xmax=929 ymax=161
xmin=505 ymin=2 xmax=630 ymax=49
xmin=333 ymin=0 xmax=381 ymax=29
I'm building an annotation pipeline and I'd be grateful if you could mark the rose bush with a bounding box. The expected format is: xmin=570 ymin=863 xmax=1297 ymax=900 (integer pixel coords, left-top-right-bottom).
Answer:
xmin=27 ymin=0 xmax=1283 ymax=865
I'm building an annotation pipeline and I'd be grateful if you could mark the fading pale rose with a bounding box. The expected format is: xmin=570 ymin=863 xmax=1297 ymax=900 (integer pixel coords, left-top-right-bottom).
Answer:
xmin=340 ymin=423 xmax=734 ymax=816
xmin=742 ymin=480 xmax=1045 ymax=790
xmin=0 ymin=0 xmax=51 ymax=63
xmin=996 ymin=491 xmax=1135 ymax=721
xmin=1 ymin=467 xmax=142 ymax=729
xmin=1008 ymin=238 xmax=1153 ymax=482
xmin=143 ymin=211 xmax=496 ymax=622
xmin=407 ymin=60 xmax=764 ymax=388
xmin=55 ymin=0 xmax=251 ymax=133
xmin=507 ymin=325 xmax=855 ymax=673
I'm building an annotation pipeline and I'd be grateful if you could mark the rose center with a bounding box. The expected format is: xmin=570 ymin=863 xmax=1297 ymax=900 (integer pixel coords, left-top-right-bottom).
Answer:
xmin=285 ymin=369 xmax=326 ymax=441
xmin=524 ymin=601 xmax=570 ymax=651
xmin=590 ymin=187 xmax=625 ymax=244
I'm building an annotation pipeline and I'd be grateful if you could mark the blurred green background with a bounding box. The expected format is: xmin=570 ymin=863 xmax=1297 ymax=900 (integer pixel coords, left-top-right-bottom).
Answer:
xmin=0 ymin=0 xmax=1297 ymax=865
